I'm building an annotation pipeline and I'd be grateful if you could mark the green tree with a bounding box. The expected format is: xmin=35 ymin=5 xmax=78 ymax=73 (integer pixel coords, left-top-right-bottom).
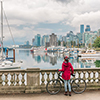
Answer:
xmin=94 ymin=60 xmax=100 ymax=67
xmin=92 ymin=37 xmax=100 ymax=48
xmin=63 ymin=41 xmax=66 ymax=46
xmin=73 ymin=41 xmax=76 ymax=46
xmin=58 ymin=40 xmax=61 ymax=46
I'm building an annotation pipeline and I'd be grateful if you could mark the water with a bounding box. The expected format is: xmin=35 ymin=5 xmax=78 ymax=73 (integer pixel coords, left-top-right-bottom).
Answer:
xmin=7 ymin=49 xmax=100 ymax=69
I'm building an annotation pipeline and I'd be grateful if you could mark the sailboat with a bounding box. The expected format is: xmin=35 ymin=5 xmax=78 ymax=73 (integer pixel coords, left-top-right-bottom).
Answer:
xmin=0 ymin=1 xmax=22 ymax=70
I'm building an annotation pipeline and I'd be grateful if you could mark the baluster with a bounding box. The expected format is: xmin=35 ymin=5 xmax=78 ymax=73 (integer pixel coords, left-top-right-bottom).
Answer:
xmin=16 ymin=73 xmax=19 ymax=86
xmin=52 ymin=72 xmax=55 ymax=80
xmin=0 ymin=73 xmax=2 ymax=86
xmin=4 ymin=73 xmax=8 ymax=86
xmin=83 ymin=71 xmax=86 ymax=83
xmin=10 ymin=73 xmax=14 ymax=86
xmin=41 ymin=72 xmax=45 ymax=86
xmin=46 ymin=72 xmax=50 ymax=83
xmin=93 ymin=71 xmax=96 ymax=84
xmin=88 ymin=71 xmax=91 ymax=84
xmin=78 ymin=71 xmax=81 ymax=78
xmin=21 ymin=73 xmax=25 ymax=86
xmin=98 ymin=71 xmax=100 ymax=83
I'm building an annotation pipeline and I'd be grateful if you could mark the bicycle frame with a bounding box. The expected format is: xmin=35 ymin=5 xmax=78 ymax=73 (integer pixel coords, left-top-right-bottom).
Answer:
xmin=57 ymin=71 xmax=75 ymax=84
xmin=57 ymin=71 xmax=64 ymax=83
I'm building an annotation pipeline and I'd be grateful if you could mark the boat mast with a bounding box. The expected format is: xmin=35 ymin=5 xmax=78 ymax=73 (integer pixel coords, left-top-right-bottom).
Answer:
xmin=1 ymin=1 xmax=3 ymax=60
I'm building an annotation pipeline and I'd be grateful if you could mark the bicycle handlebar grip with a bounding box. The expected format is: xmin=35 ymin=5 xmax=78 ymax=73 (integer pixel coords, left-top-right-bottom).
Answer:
xmin=57 ymin=69 xmax=59 ymax=72
xmin=71 ymin=74 xmax=75 ymax=77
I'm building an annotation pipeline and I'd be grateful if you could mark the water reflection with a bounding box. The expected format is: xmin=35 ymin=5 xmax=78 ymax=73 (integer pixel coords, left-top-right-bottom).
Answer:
xmin=30 ymin=52 xmax=98 ymax=68
xmin=14 ymin=50 xmax=100 ymax=69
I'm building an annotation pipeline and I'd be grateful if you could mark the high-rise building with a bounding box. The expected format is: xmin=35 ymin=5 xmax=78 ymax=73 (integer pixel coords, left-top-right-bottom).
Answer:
xmin=32 ymin=38 xmax=35 ymax=46
xmin=77 ymin=33 xmax=82 ymax=43
xmin=62 ymin=36 xmax=66 ymax=42
xmin=80 ymin=24 xmax=84 ymax=34
xmin=97 ymin=29 xmax=100 ymax=36
xmin=49 ymin=33 xmax=57 ymax=46
xmin=85 ymin=25 xmax=91 ymax=32
xmin=42 ymin=35 xmax=49 ymax=46
xmin=25 ymin=41 xmax=29 ymax=45
xmin=35 ymin=34 xmax=41 ymax=46
xmin=83 ymin=31 xmax=96 ymax=46
xmin=57 ymin=35 xmax=62 ymax=41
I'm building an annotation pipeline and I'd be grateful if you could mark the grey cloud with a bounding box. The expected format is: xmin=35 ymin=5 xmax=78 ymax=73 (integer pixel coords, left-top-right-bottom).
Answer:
xmin=55 ymin=0 xmax=74 ymax=3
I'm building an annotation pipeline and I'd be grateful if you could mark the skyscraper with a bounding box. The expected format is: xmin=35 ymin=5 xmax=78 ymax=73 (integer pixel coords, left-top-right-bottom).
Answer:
xmin=85 ymin=25 xmax=91 ymax=32
xmin=80 ymin=24 xmax=84 ymax=34
xmin=49 ymin=33 xmax=57 ymax=46
xmin=42 ymin=35 xmax=49 ymax=46
xmin=35 ymin=34 xmax=41 ymax=46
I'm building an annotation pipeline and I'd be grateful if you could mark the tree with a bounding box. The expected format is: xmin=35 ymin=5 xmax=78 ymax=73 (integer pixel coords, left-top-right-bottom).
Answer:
xmin=94 ymin=60 xmax=100 ymax=67
xmin=58 ymin=40 xmax=61 ymax=46
xmin=63 ymin=41 xmax=66 ymax=46
xmin=92 ymin=37 xmax=100 ymax=48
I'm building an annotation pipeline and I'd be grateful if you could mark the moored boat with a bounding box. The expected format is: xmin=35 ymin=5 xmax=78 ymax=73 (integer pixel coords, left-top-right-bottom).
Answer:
xmin=78 ymin=49 xmax=100 ymax=57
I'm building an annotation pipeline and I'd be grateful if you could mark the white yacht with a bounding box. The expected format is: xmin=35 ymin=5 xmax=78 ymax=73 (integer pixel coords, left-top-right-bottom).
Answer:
xmin=0 ymin=1 xmax=22 ymax=70
xmin=78 ymin=49 xmax=100 ymax=57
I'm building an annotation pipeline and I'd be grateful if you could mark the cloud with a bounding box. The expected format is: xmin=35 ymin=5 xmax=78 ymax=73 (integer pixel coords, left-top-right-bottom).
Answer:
xmin=1 ymin=0 xmax=100 ymax=45
xmin=55 ymin=0 xmax=74 ymax=3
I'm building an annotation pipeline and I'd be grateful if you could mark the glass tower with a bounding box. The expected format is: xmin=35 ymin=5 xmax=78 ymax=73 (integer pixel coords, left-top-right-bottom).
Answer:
xmin=85 ymin=25 xmax=91 ymax=32
xmin=80 ymin=24 xmax=84 ymax=34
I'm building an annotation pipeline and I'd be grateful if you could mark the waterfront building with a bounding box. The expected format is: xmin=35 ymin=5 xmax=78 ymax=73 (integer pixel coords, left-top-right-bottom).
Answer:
xmin=77 ymin=33 xmax=82 ymax=43
xmin=66 ymin=31 xmax=74 ymax=41
xmin=35 ymin=34 xmax=41 ymax=46
xmin=83 ymin=31 xmax=97 ymax=47
xmin=85 ymin=25 xmax=91 ymax=32
xmin=32 ymin=38 xmax=36 ymax=46
xmin=49 ymin=33 xmax=58 ymax=46
xmin=25 ymin=41 xmax=29 ymax=45
xmin=97 ymin=29 xmax=100 ymax=36
xmin=19 ymin=41 xmax=32 ymax=48
xmin=45 ymin=42 xmax=50 ymax=48
xmin=80 ymin=24 xmax=84 ymax=34
xmin=66 ymin=37 xmax=71 ymax=48
xmin=42 ymin=35 xmax=49 ymax=46
xmin=57 ymin=35 xmax=62 ymax=41
xmin=62 ymin=36 xmax=66 ymax=42
xmin=73 ymin=35 xmax=78 ymax=45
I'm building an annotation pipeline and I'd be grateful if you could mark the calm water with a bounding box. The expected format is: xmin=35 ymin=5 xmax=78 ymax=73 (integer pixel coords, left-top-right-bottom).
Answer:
xmin=7 ymin=49 xmax=100 ymax=70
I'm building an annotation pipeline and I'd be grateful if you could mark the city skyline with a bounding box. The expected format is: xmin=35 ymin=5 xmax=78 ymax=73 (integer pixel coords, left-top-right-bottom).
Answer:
xmin=1 ymin=0 xmax=100 ymax=46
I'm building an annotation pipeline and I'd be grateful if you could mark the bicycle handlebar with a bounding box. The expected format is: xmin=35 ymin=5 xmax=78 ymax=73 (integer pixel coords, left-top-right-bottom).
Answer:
xmin=57 ymin=69 xmax=75 ymax=77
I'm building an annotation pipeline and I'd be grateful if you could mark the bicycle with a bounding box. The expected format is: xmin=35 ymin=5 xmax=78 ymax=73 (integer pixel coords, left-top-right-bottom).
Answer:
xmin=46 ymin=71 xmax=86 ymax=95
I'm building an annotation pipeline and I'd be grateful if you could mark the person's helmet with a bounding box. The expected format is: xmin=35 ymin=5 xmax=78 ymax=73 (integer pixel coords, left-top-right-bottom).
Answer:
xmin=64 ymin=56 xmax=69 ymax=60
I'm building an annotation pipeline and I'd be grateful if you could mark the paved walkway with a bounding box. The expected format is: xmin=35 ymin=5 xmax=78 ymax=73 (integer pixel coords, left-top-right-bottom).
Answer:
xmin=0 ymin=90 xmax=100 ymax=100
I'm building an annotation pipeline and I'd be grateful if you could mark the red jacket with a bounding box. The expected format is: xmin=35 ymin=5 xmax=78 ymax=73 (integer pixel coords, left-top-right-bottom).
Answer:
xmin=59 ymin=61 xmax=74 ymax=80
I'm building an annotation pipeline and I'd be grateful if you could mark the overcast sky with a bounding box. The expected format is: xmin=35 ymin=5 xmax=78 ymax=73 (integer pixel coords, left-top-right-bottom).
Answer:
xmin=1 ymin=0 xmax=100 ymax=46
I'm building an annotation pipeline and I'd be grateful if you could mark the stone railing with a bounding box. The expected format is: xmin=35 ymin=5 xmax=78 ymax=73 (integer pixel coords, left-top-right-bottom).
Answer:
xmin=0 ymin=68 xmax=100 ymax=93
xmin=40 ymin=68 xmax=100 ymax=92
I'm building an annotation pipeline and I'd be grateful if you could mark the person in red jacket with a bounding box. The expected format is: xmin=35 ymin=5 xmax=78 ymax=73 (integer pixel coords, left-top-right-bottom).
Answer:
xmin=58 ymin=56 xmax=74 ymax=96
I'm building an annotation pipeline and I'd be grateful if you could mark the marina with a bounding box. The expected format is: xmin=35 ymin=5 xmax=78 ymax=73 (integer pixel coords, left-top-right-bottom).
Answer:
xmin=8 ymin=47 xmax=100 ymax=70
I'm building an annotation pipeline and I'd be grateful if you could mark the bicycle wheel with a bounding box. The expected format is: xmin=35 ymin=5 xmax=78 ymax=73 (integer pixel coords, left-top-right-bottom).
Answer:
xmin=46 ymin=79 xmax=62 ymax=95
xmin=71 ymin=78 xmax=86 ymax=94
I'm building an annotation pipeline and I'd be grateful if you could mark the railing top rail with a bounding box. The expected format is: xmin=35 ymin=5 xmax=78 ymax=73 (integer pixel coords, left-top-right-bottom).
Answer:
xmin=0 ymin=68 xmax=100 ymax=73
xmin=0 ymin=69 xmax=26 ymax=73
xmin=40 ymin=68 xmax=100 ymax=72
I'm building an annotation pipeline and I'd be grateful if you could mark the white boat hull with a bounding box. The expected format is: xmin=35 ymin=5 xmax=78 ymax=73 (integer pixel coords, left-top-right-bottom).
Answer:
xmin=0 ymin=61 xmax=21 ymax=70
xmin=78 ymin=54 xmax=100 ymax=57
